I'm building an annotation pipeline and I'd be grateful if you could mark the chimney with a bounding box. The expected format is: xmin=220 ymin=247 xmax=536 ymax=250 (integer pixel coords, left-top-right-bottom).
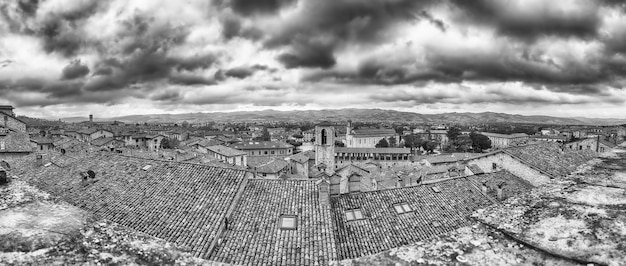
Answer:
xmin=496 ymin=183 xmax=504 ymax=200
xmin=348 ymin=173 xmax=361 ymax=193
xmin=89 ymin=114 xmax=93 ymax=123
xmin=316 ymin=179 xmax=329 ymax=206
xmin=481 ymin=181 xmax=488 ymax=195
xmin=36 ymin=154 xmax=43 ymax=167
xmin=330 ymin=173 xmax=341 ymax=196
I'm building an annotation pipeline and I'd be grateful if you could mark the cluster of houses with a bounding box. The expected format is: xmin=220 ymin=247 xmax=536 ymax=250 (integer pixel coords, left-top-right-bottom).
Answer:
xmin=4 ymin=119 xmax=605 ymax=265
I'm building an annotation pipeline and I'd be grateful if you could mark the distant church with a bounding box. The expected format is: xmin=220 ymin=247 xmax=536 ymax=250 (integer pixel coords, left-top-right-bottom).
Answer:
xmin=345 ymin=120 xmax=397 ymax=148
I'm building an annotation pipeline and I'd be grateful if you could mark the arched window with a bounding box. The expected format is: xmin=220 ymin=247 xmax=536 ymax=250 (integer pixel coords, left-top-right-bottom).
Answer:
xmin=321 ymin=129 xmax=328 ymax=145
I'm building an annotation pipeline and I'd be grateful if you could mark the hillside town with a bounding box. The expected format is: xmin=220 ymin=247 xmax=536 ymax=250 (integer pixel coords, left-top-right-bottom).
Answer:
xmin=1 ymin=104 xmax=626 ymax=265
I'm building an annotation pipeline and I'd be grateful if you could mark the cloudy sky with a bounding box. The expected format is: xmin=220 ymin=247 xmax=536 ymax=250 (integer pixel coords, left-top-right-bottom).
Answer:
xmin=1 ymin=0 xmax=626 ymax=119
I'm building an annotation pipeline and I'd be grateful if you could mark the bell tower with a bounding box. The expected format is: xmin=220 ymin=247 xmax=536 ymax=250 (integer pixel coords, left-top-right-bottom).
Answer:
xmin=315 ymin=122 xmax=335 ymax=174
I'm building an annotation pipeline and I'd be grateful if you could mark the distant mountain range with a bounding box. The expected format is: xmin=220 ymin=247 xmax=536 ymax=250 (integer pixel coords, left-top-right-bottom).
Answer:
xmin=60 ymin=109 xmax=626 ymax=126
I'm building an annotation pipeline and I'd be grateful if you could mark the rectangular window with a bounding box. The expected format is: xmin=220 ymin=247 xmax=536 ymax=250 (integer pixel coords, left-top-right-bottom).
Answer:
xmin=0 ymin=140 xmax=4 ymax=150
xmin=280 ymin=215 xmax=297 ymax=230
xmin=345 ymin=209 xmax=364 ymax=221
xmin=271 ymin=151 xmax=275 ymax=155
xmin=393 ymin=203 xmax=413 ymax=214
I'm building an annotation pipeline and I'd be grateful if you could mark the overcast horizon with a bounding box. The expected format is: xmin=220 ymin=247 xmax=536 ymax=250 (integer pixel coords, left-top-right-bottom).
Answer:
xmin=2 ymin=0 xmax=626 ymax=119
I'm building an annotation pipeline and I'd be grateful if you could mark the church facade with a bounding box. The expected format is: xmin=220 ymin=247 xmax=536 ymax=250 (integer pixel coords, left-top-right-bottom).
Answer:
xmin=345 ymin=121 xmax=398 ymax=148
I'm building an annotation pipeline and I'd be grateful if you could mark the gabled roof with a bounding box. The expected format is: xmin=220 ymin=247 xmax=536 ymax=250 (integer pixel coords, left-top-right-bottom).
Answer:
xmin=209 ymin=179 xmax=337 ymax=265
xmin=230 ymin=140 xmax=293 ymax=150
xmin=466 ymin=164 xmax=484 ymax=175
xmin=91 ymin=137 xmax=122 ymax=146
xmin=21 ymin=153 xmax=250 ymax=259
xmin=599 ymin=139 xmax=618 ymax=149
xmin=481 ymin=132 xmax=529 ymax=139
xmin=336 ymin=163 xmax=371 ymax=175
xmin=255 ymin=158 xmax=289 ymax=174
xmin=330 ymin=177 xmax=495 ymax=260
xmin=78 ymin=128 xmax=101 ymax=135
xmin=30 ymin=137 xmax=54 ymax=145
xmin=289 ymin=150 xmax=315 ymax=164
xmin=503 ymin=142 xmax=596 ymax=178
xmin=351 ymin=128 xmax=396 ymax=137
xmin=206 ymin=145 xmax=247 ymax=157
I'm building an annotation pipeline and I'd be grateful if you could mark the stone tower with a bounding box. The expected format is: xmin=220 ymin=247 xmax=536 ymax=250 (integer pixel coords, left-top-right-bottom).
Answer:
xmin=315 ymin=122 xmax=335 ymax=174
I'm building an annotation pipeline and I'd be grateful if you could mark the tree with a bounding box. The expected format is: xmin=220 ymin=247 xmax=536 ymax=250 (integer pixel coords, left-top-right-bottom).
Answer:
xmin=470 ymin=132 xmax=492 ymax=152
xmin=388 ymin=136 xmax=397 ymax=147
xmin=422 ymin=141 xmax=438 ymax=153
xmin=447 ymin=127 xmax=462 ymax=142
xmin=375 ymin=138 xmax=389 ymax=148
xmin=260 ymin=127 xmax=271 ymax=141
xmin=404 ymin=134 xmax=425 ymax=152
xmin=451 ymin=135 xmax=472 ymax=152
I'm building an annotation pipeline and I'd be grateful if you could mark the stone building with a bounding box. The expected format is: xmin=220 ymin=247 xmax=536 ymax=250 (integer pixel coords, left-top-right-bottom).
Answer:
xmin=206 ymin=145 xmax=247 ymax=167
xmin=0 ymin=105 xmax=26 ymax=132
xmin=480 ymin=132 xmax=529 ymax=149
xmin=315 ymin=122 xmax=336 ymax=174
xmin=230 ymin=141 xmax=294 ymax=158
xmin=345 ymin=120 xmax=397 ymax=148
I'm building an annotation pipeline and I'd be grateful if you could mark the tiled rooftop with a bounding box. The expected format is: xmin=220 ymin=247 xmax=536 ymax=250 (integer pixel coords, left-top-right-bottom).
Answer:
xmin=230 ymin=141 xmax=293 ymax=150
xmin=504 ymin=142 xmax=596 ymax=177
xmin=289 ymin=150 xmax=315 ymax=164
xmin=210 ymin=179 xmax=337 ymax=265
xmin=90 ymin=137 xmax=119 ymax=146
xmin=255 ymin=158 xmax=290 ymax=174
xmin=351 ymin=128 xmax=396 ymax=137
xmin=20 ymin=153 xmax=249 ymax=259
xmin=330 ymin=177 xmax=494 ymax=260
xmin=207 ymin=145 xmax=247 ymax=157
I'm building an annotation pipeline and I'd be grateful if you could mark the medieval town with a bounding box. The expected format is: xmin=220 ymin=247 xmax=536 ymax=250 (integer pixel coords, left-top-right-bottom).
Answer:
xmin=2 ymin=0 xmax=626 ymax=265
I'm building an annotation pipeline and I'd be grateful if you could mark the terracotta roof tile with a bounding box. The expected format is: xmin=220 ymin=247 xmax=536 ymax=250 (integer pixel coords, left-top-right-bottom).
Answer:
xmin=330 ymin=177 xmax=495 ymax=260
xmin=210 ymin=179 xmax=337 ymax=265
xmin=20 ymin=153 xmax=249 ymax=259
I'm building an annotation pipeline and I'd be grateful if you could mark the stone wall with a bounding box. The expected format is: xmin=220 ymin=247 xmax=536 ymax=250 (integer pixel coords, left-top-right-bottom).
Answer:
xmin=1 ymin=113 xmax=26 ymax=132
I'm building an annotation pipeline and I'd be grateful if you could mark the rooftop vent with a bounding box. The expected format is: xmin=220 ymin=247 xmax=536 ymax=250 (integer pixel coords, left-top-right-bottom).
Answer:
xmin=44 ymin=162 xmax=52 ymax=167
xmin=142 ymin=165 xmax=152 ymax=171
xmin=87 ymin=170 xmax=96 ymax=179
xmin=431 ymin=186 xmax=441 ymax=193
xmin=0 ymin=161 xmax=10 ymax=170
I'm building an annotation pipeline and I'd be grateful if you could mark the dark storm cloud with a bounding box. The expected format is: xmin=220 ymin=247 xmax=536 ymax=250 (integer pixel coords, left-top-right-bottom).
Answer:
xmin=264 ymin=0 xmax=437 ymax=68
xmin=277 ymin=39 xmax=336 ymax=69
xmin=150 ymin=90 xmax=182 ymax=101
xmin=449 ymin=0 xmax=601 ymax=41
xmin=1 ymin=0 xmax=106 ymax=57
xmin=81 ymin=14 xmax=220 ymax=91
xmin=168 ymin=74 xmax=216 ymax=86
xmin=229 ymin=0 xmax=296 ymax=16
xmin=224 ymin=67 xmax=255 ymax=79
xmin=17 ymin=0 xmax=39 ymax=16
xmin=41 ymin=80 xmax=84 ymax=98
xmin=61 ymin=60 xmax=90 ymax=80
